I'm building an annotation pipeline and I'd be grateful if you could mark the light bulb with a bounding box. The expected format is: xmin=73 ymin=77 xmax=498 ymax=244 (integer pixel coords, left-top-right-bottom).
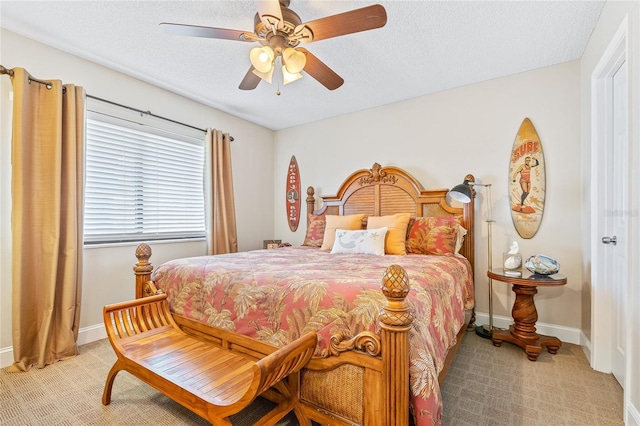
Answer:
xmin=250 ymin=46 xmax=274 ymax=73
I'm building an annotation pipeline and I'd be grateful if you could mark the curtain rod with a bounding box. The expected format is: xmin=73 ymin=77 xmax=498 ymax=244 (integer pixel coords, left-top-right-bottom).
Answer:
xmin=0 ymin=65 xmax=13 ymax=76
xmin=87 ymin=94 xmax=233 ymax=141
xmin=1 ymin=64 xmax=55 ymax=89
xmin=1 ymin=65 xmax=233 ymax=141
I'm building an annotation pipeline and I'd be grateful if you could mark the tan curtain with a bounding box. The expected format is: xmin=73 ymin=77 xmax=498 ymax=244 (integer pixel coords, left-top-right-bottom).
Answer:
xmin=205 ymin=129 xmax=238 ymax=255
xmin=9 ymin=68 xmax=84 ymax=372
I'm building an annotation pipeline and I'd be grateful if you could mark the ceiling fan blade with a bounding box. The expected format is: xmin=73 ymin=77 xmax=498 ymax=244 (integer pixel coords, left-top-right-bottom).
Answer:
xmin=160 ymin=22 xmax=256 ymax=42
xmin=297 ymin=48 xmax=344 ymax=90
xmin=239 ymin=66 xmax=261 ymax=90
xmin=256 ymin=0 xmax=284 ymax=29
xmin=296 ymin=4 xmax=387 ymax=43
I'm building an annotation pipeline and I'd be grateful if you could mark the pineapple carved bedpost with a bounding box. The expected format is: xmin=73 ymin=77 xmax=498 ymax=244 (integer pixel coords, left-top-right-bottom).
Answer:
xmin=134 ymin=243 xmax=153 ymax=299
xmin=306 ymin=186 xmax=315 ymax=219
xmin=379 ymin=264 xmax=413 ymax=425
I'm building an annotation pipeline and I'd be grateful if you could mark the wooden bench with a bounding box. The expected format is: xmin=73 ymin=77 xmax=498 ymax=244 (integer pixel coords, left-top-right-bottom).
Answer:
xmin=102 ymin=294 xmax=317 ymax=425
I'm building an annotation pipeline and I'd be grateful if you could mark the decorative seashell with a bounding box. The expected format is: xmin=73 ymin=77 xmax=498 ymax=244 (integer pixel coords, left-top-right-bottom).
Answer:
xmin=525 ymin=254 xmax=560 ymax=275
xmin=504 ymin=255 xmax=522 ymax=269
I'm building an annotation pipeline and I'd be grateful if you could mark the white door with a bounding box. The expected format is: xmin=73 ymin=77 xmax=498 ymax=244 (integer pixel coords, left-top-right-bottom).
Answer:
xmin=590 ymin=18 xmax=629 ymax=390
xmin=605 ymin=59 xmax=628 ymax=387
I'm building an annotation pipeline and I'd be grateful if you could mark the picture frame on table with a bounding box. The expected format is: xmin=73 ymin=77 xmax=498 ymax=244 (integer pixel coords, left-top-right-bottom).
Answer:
xmin=263 ymin=239 xmax=282 ymax=249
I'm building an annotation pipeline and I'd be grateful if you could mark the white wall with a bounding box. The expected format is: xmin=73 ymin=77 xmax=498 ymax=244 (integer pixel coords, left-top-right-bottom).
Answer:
xmin=0 ymin=29 xmax=275 ymax=361
xmin=274 ymin=61 xmax=583 ymax=337
xmin=580 ymin=1 xmax=640 ymax=424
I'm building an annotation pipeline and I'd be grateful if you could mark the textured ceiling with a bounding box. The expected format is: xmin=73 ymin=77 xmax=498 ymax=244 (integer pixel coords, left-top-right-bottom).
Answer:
xmin=1 ymin=1 xmax=604 ymax=130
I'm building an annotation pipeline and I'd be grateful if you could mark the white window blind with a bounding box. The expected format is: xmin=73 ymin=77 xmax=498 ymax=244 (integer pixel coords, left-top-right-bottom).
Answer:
xmin=84 ymin=113 xmax=205 ymax=244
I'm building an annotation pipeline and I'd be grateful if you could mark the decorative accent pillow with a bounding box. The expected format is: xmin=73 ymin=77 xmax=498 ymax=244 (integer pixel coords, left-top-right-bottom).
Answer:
xmin=455 ymin=224 xmax=468 ymax=254
xmin=320 ymin=214 xmax=365 ymax=251
xmin=367 ymin=213 xmax=411 ymax=255
xmin=302 ymin=214 xmax=326 ymax=247
xmin=330 ymin=227 xmax=388 ymax=256
xmin=405 ymin=216 xmax=460 ymax=256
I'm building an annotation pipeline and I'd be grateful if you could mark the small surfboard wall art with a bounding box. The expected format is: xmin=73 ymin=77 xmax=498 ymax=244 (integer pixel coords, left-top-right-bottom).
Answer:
xmin=286 ymin=155 xmax=301 ymax=232
xmin=509 ymin=118 xmax=546 ymax=239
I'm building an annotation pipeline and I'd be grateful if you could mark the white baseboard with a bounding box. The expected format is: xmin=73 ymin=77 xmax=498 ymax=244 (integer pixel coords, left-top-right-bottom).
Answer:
xmin=0 ymin=346 xmax=13 ymax=369
xmin=77 ymin=323 xmax=107 ymax=346
xmin=627 ymin=402 xmax=640 ymax=426
xmin=0 ymin=323 xmax=107 ymax=369
xmin=580 ymin=330 xmax=592 ymax=363
xmin=473 ymin=312 xmax=582 ymax=345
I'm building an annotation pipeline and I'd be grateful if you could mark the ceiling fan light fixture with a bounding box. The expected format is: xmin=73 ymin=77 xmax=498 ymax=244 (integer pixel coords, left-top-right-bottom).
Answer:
xmin=282 ymin=47 xmax=306 ymax=74
xmin=163 ymin=3 xmax=388 ymax=92
xmin=282 ymin=65 xmax=303 ymax=85
xmin=250 ymin=46 xmax=274 ymax=73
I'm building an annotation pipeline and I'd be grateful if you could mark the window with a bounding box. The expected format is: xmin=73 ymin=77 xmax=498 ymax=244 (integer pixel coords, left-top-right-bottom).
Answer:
xmin=84 ymin=103 xmax=205 ymax=245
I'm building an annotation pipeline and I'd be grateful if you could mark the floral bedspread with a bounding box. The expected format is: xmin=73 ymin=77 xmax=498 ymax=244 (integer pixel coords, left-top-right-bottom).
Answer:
xmin=151 ymin=246 xmax=474 ymax=425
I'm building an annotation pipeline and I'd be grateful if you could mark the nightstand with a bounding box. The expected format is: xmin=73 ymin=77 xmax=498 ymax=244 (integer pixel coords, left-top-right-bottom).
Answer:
xmin=488 ymin=268 xmax=567 ymax=361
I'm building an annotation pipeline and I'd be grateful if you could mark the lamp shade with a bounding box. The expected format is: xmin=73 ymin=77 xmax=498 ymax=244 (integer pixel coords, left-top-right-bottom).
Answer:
xmin=252 ymin=66 xmax=274 ymax=84
xmin=282 ymin=47 xmax=306 ymax=74
xmin=250 ymin=46 xmax=274 ymax=73
xmin=449 ymin=180 xmax=473 ymax=203
xmin=282 ymin=65 xmax=303 ymax=85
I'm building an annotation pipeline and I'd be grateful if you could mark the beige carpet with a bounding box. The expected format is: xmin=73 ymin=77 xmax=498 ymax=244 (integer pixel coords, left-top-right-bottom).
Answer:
xmin=0 ymin=330 xmax=623 ymax=425
xmin=0 ymin=338 xmax=290 ymax=426
xmin=441 ymin=330 xmax=623 ymax=425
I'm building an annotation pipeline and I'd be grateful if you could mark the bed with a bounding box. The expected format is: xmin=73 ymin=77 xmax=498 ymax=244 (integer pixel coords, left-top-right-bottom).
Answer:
xmin=132 ymin=163 xmax=476 ymax=425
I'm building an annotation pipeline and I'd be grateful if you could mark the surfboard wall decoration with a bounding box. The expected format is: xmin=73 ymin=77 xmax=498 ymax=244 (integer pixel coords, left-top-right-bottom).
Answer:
xmin=509 ymin=118 xmax=545 ymax=239
xmin=286 ymin=155 xmax=301 ymax=232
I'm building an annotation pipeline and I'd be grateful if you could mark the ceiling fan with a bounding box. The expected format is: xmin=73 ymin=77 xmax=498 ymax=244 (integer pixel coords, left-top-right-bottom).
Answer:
xmin=160 ymin=0 xmax=387 ymax=91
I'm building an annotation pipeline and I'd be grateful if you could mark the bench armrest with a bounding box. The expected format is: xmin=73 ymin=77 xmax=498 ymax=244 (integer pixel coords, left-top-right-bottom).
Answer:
xmin=103 ymin=294 xmax=178 ymax=345
xmin=255 ymin=332 xmax=317 ymax=395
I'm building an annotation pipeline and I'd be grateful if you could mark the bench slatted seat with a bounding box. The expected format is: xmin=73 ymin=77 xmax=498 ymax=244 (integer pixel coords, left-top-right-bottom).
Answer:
xmin=102 ymin=294 xmax=317 ymax=426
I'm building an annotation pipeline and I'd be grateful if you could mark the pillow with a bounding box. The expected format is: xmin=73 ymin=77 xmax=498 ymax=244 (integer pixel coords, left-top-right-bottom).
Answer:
xmin=330 ymin=227 xmax=388 ymax=256
xmin=320 ymin=214 xmax=365 ymax=251
xmin=367 ymin=213 xmax=411 ymax=255
xmin=405 ymin=216 xmax=460 ymax=256
xmin=302 ymin=214 xmax=326 ymax=247
xmin=455 ymin=224 xmax=468 ymax=254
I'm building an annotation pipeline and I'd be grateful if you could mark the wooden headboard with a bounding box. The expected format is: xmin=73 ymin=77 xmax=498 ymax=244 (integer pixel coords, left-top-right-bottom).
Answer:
xmin=305 ymin=162 xmax=476 ymax=272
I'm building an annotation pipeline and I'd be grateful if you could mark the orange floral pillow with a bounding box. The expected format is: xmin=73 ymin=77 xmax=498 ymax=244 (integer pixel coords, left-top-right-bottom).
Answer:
xmin=302 ymin=214 xmax=326 ymax=247
xmin=405 ymin=216 xmax=460 ymax=256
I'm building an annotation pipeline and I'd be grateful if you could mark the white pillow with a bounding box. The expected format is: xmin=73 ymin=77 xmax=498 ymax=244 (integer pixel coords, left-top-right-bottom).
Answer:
xmin=455 ymin=224 xmax=468 ymax=254
xmin=330 ymin=227 xmax=388 ymax=256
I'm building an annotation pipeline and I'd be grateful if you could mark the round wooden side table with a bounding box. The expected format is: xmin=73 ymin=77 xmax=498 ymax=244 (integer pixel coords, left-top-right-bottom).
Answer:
xmin=488 ymin=268 xmax=567 ymax=361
